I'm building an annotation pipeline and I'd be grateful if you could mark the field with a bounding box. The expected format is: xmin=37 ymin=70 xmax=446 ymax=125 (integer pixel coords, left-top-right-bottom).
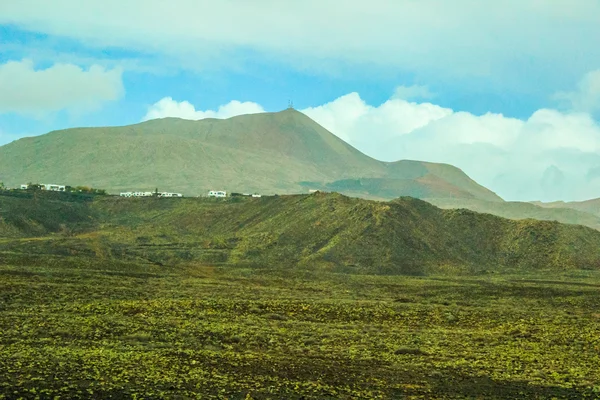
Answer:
xmin=1 ymin=258 xmax=600 ymax=399
xmin=2 ymin=192 xmax=600 ymax=399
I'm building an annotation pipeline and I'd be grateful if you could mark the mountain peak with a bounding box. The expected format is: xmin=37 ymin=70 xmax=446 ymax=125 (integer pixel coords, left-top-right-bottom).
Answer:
xmin=0 ymin=110 xmax=499 ymax=201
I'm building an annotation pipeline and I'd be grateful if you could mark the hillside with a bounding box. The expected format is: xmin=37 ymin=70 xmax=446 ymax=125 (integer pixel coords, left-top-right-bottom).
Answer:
xmin=2 ymin=191 xmax=600 ymax=275
xmin=427 ymin=197 xmax=600 ymax=232
xmin=531 ymin=198 xmax=600 ymax=218
xmin=2 ymin=193 xmax=600 ymax=399
xmin=0 ymin=109 xmax=501 ymax=201
xmin=0 ymin=191 xmax=98 ymax=237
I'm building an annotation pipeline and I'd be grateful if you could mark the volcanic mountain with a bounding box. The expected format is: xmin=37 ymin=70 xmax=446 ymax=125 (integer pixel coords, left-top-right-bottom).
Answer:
xmin=0 ymin=109 xmax=501 ymax=201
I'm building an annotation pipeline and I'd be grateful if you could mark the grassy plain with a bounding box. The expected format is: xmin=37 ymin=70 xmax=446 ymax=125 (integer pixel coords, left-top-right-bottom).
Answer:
xmin=2 ymin=192 xmax=600 ymax=398
xmin=1 ymin=259 xmax=600 ymax=399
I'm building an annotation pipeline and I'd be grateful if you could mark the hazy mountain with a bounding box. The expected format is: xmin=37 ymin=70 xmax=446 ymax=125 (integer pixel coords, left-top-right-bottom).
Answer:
xmin=531 ymin=198 xmax=600 ymax=218
xmin=426 ymin=197 xmax=600 ymax=231
xmin=0 ymin=109 xmax=502 ymax=201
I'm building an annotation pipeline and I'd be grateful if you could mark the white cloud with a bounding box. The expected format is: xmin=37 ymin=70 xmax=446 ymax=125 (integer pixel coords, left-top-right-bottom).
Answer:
xmin=553 ymin=69 xmax=600 ymax=113
xmin=302 ymin=92 xmax=451 ymax=147
xmin=142 ymin=97 xmax=265 ymax=121
xmin=1 ymin=1 xmax=600 ymax=86
xmin=0 ymin=59 xmax=123 ymax=117
xmin=302 ymin=92 xmax=600 ymax=202
xmin=392 ymin=85 xmax=435 ymax=101
xmin=142 ymin=89 xmax=600 ymax=201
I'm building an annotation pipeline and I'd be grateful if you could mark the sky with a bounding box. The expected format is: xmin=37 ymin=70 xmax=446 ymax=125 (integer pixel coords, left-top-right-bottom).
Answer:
xmin=1 ymin=0 xmax=600 ymax=202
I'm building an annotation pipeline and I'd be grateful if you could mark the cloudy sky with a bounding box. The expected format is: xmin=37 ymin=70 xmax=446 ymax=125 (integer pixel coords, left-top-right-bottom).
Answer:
xmin=1 ymin=0 xmax=600 ymax=202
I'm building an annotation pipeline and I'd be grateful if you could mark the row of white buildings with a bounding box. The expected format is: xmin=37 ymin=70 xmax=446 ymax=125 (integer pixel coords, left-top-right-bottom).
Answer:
xmin=119 ymin=190 xmax=228 ymax=198
xmin=120 ymin=191 xmax=183 ymax=198
xmin=18 ymin=184 xmax=264 ymax=199
xmin=20 ymin=184 xmax=66 ymax=191
xmin=119 ymin=190 xmax=234 ymax=198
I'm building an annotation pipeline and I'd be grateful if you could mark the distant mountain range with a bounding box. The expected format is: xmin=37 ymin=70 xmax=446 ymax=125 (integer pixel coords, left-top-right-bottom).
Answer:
xmin=427 ymin=198 xmax=600 ymax=232
xmin=530 ymin=198 xmax=600 ymax=218
xmin=3 ymin=108 xmax=600 ymax=232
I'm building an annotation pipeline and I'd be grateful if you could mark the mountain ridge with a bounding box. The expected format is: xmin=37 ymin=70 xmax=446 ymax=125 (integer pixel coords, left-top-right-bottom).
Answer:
xmin=531 ymin=198 xmax=600 ymax=218
xmin=0 ymin=109 xmax=502 ymax=202
xmin=427 ymin=197 xmax=600 ymax=232
xmin=2 ymin=191 xmax=600 ymax=275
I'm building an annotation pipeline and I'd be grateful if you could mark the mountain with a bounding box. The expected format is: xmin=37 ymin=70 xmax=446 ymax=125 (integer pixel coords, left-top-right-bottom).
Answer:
xmin=531 ymin=198 xmax=600 ymax=218
xmin=427 ymin=197 xmax=600 ymax=231
xmin=2 ymin=191 xmax=600 ymax=275
xmin=0 ymin=109 xmax=502 ymax=201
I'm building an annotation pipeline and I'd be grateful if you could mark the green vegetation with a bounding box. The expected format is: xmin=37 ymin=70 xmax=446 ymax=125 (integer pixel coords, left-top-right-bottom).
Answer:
xmin=532 ymin=198 xmax=600 ymax=218
xmin=6 ymin=107 xmax=600 ymax=233
xmin=66 ymin=185 xmax=108 ymax=195
xmin=1 ymin=261 xmax=599 ymax=398
xmin=2 ymin=191 xmax=600 ymax=398
xmin=427 ymin=197 xmax=600 ymax=232
xmin=3 ymin=191 xmax=600 ymax=274
xmin=0 ymin=109 xmax=501 ymax=201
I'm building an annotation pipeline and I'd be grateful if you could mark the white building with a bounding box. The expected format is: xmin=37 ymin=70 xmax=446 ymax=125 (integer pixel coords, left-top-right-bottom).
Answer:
xmin=208 ymin=190 xmax=227 ymax=198
xmin=40 ymin=184 xmax=66 ymax=191
xmin=120 ymin=191 xmax=182 ymax=198
xmin=158 ymin=192 xmax=183 ymax=198
xmin=120 ymin=191 xmax=154 ymax=197
xmin=19 ymin=183 xmax=66 ymax=191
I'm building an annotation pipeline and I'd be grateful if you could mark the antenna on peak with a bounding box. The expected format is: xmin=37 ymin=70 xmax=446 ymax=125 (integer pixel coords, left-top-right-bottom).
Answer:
xmin=287 ymin=99 xmax=294 ymax=110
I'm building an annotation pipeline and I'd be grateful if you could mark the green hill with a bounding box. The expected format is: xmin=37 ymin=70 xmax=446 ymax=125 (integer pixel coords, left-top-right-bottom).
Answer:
xmin=531 ymin=198 xmax=600 ymax=218
xmin=2 ymin=191 xmax=600 ymax=275
xmin=0 ymin=191 xmax=98 ymax=237
xmin=427 ymin=197 xmax=600 ymax=232
xmin=0 ymin=109 xmax=501 ymax=201
xmin=2 ymin=191 xmax=600 ymax=399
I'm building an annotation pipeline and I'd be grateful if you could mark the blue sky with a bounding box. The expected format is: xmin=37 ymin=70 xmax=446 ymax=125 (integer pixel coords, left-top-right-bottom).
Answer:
xmin=1 ymin=0 xmax=600 ymax=201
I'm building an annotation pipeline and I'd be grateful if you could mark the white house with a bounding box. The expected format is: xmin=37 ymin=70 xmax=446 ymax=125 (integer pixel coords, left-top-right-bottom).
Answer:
xmin=158 ymin=192 xmax=183 ymax=198
xmin=42 ymin=184 xmax=66 ymax=191
xmin=120 ymin=191 xmax=154 ymax=197
xmin=208 ymin=190 xmax=227 ymax=198
xmin=120 ymin=191 xmax=182 ymax=198
xmin=19 ymin=183 xmax=66 ymax=191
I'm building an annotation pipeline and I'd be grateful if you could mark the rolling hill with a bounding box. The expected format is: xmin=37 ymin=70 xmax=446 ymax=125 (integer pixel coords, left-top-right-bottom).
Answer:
xmin=427 ymin=197 xmax=600 ymax=232
xmin=2 ymin=191 xmax=600 ymax=275
xmin=0 ymin=109 xmax=502 ymax=201
xmin=3 ymin=190 xmax=600 ymax=399
xmin=531 ymin=198 xmax=600 ymax=218
xmin=5 ymin=108 xmax=600 ymax=231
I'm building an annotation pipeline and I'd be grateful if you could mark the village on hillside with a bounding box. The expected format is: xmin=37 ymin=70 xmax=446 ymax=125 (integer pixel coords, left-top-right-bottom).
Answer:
xmin=2 ymin=182 xmax=297 ymax=198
